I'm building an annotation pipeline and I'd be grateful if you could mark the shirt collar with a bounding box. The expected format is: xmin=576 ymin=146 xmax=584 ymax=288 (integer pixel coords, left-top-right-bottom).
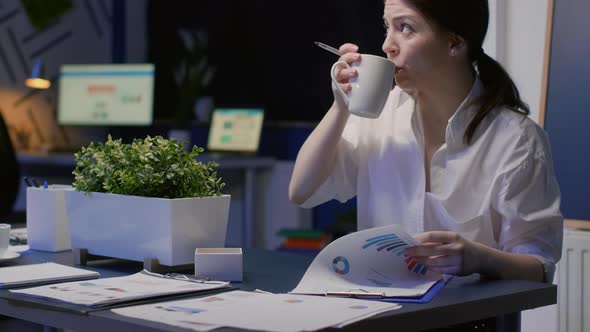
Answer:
xmin=446 ymin=76 xmax=484 ymax=146
xmin=400 ymin=76 xmax=484 ymax=148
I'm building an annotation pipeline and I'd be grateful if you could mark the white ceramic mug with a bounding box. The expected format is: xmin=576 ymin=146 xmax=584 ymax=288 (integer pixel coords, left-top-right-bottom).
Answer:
xmin=331 ymin=54 xmax=395 ymax=119
xmin=0 ymin=224 xmax=11 ymax=257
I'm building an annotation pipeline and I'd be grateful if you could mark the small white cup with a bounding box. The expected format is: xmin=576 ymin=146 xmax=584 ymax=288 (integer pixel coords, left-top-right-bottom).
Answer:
xmin=331 ymin=54 xmax=395 ymax=119
xmin=0 ymin=224 xmax=11 ymax=257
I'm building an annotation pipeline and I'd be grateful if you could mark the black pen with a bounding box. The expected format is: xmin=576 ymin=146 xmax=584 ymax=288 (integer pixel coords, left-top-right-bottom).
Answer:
xmin=23 ymin=177 xmax=34 ymax=187
xmin=31 ymin=178 xmax=40 ymax=187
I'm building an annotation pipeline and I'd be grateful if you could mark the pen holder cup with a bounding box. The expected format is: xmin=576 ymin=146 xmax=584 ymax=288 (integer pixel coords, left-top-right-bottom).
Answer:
xmin=26 ymin=186 xmax=74 ymax=252
xmin=195 ymin=248 xmax=243 ymax=282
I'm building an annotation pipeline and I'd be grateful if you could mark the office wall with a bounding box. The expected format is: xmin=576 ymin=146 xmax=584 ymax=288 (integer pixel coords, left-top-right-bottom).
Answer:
xmin=0 ymin=0 xmax=147 ymax=83
xmin=0 ymin=0 xmax=113 ymax=87
xmin=544 ymin=0 xmax=590 ymax=221
xmin=483 ymin=0 xmax=502 ymax=61
xmin=484 ymin=0 xmax=549 ymax=125
xmin=0 ymin=0 xmax=148 ymax=153
xmin=503 ymin=0 xmax=549 ymax=124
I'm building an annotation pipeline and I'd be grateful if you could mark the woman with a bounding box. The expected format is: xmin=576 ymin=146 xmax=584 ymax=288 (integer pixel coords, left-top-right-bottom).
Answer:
xmin=289 ymin=0 xmax=562 ymax=283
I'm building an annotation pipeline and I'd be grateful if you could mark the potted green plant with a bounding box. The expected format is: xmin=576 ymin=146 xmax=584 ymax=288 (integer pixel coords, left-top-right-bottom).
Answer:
xmin=65 ymin=135 xmax=230 ymax=267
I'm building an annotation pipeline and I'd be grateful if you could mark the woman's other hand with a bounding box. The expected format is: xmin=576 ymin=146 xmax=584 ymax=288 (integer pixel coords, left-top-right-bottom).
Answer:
xmin=404 ymin=231 xmax=484 ymax=276
xmin=332 ymin=43 xmax=361 ymax=107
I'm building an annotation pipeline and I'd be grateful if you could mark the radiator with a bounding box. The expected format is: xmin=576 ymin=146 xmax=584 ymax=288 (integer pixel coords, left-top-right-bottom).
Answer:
xmin=558 ymin=228 xmax=590 ymax=332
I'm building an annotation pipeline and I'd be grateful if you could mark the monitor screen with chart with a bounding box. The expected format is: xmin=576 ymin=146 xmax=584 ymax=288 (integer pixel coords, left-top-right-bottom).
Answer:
xmin=57 ymin=64 xmax=154 ymax=126
xmin=207 ymin=108 xmax=264 ymax=153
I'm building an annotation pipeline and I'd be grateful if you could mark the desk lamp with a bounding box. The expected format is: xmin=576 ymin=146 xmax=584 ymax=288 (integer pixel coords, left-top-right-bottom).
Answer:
xmin=24 ymin=59 xmax=71 ymax=151
xmin=25 ymin=59 xmax=51 ymax=90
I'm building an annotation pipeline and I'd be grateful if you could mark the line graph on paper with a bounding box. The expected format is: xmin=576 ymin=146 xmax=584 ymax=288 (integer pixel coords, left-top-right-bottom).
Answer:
xmin=362 ymin=233 xmax=428 ymax=276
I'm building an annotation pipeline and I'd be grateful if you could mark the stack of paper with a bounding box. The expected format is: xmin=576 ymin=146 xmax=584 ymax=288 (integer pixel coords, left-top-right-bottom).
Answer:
xmin=112 ymin=290 xmax=401 ymax=332
xmin=0 ymin=263 xmax=99 ymax=288
xmin=10 ymin=270 xmax=231 ymax=307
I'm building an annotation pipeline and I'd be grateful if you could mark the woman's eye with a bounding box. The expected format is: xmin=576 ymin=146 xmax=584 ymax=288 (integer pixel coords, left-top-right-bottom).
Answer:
xmin=401 ymin=23 xmax=413 ymax=33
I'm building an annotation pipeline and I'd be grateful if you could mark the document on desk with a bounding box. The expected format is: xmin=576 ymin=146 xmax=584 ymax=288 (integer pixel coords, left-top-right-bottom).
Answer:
xmin=291 ymin=224 xmax=447 ymax=302
xmin=10 ymin=270 xmax=230 ymax=307
xmin=112 ymin=290 xmax=401 ymax=332
xmin=0 ymin=263 xmax=99 ymax=288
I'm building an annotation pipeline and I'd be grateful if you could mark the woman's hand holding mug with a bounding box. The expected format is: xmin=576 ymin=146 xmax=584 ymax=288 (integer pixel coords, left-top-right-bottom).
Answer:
xmin=332 ymin=43 xmax=361 ymax=109
xmin=331 ymin=43 xmax=395 ymax=119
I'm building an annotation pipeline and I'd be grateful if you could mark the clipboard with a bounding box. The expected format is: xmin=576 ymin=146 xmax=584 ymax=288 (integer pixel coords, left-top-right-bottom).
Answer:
xmin=374 ymin=275 xmax=453 ymax=304
xmin=324 ymin=275 xmax=453 ymax=304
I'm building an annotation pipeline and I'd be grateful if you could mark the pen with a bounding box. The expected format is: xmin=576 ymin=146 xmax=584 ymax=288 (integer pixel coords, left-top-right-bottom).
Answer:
xmin=141 ymin=269 xmax=229 ymax=285
xmin=31 ymin=178 xmax=40 ymax=188
xmin=325 ymin=291 xmax=385 ymax=298
xmin=164 ymin=272 xmax=211 ymax=283
xmin=23 ymin=177 xmax=33 ymax=187
xmin=314 ymin=41 xmax=342 ymax=56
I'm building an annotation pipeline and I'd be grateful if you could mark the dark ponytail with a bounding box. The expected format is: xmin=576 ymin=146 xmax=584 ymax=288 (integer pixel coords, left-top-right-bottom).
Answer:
xmin=464 ymin=52 xmax=530 ymax=144
xmin=406 ymin=0 xmax=530 ymax=144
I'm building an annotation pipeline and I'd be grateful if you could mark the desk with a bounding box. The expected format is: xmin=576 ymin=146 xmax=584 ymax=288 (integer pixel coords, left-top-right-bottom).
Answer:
xmin=0 ymin=249 xmax=556 ymax=332
xmin=16 ymin=152 xmax=275 ymax=248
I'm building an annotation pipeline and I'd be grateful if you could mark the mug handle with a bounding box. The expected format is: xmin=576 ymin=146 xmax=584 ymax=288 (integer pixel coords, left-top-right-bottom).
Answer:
xmin=330 ymin=61 xmax=351 ymax=106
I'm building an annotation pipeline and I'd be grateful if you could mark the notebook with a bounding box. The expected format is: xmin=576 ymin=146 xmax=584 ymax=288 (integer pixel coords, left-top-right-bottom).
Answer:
xmin=290 ymin=224 xmax=450 ymax=303
xmin=0 ymin=262 xmax=99 ymax=288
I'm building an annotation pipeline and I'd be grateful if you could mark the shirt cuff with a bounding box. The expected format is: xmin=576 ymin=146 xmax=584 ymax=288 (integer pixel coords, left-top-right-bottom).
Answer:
xmin=527 ymin=254 xmax=556 ymax=283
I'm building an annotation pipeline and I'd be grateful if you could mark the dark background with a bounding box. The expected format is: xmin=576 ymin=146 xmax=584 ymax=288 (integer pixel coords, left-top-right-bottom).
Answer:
xmin=147 ymin=0 xmax=385 ymax=123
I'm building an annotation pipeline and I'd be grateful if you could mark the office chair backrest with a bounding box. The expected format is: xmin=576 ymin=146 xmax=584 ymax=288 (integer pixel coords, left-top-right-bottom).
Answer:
xmin=0 ymin=110 xmax=20 ymax=217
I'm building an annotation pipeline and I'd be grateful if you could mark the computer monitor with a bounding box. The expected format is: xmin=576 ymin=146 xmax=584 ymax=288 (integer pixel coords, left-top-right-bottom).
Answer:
xmin=207 ymin=108 xmax=264 ymax=154
xmin=57 ymin=64 xmax=154 ymax=126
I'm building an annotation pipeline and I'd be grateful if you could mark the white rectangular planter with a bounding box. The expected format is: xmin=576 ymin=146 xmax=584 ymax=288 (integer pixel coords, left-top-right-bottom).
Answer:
xmin=65 ymin=191 xmax=230 ymax=266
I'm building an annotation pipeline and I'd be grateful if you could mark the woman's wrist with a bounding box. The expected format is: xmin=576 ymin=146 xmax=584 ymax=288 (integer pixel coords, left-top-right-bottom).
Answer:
xmin=331 ymin=99 xmax=350 ymax=117
xmin=472 ymin=243 xmax=544 ymax=281
xmin=472 ymin=242 xmax=501 ymax=279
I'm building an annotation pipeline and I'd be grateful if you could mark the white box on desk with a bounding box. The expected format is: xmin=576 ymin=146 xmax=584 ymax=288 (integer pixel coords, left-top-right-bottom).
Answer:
xmin=26 ymin=185 xmax=74 ymax=252
xmin=195 ymin=248 xmax=242 ymax=282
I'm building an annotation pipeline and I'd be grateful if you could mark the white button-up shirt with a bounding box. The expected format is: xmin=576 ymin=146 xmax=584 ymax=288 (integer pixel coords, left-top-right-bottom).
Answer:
xmin=302 ymin=78 xmax=563 ymax=281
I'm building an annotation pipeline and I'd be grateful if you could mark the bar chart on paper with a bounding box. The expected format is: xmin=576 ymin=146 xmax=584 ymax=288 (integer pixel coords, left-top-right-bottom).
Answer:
xmin=362 ymin=234 xmax=428 ymax=275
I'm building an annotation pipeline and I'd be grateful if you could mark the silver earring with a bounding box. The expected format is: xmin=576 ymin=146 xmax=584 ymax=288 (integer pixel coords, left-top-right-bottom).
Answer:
xmin=450 ymin=48 xmax=457 ymax=56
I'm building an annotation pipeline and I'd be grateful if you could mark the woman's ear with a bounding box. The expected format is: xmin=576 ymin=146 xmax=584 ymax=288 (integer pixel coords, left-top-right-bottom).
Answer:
xmin=448 ymin=33 xmax=466 ymax=57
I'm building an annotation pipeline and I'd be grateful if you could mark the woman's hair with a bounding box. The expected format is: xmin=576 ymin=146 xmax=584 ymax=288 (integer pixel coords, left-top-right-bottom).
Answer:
xmin=406 ymin=0 xmax=530 ymax=144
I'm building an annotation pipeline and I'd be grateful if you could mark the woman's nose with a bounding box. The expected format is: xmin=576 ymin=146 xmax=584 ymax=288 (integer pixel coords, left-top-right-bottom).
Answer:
xmin=382 ymin=37 xmax=399 ymax=57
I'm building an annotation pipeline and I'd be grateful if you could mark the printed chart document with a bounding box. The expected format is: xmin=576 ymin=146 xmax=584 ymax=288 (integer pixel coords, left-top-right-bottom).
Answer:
xmin=10 ymin=270 xmax=230 ymax=307
xmin=291 ymin=225 xmax=446 ymax=301
xmin=112 ymin=290 xmax=401 ymax=332
xmin=0 ymin=263 xmax=99 ymax=288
